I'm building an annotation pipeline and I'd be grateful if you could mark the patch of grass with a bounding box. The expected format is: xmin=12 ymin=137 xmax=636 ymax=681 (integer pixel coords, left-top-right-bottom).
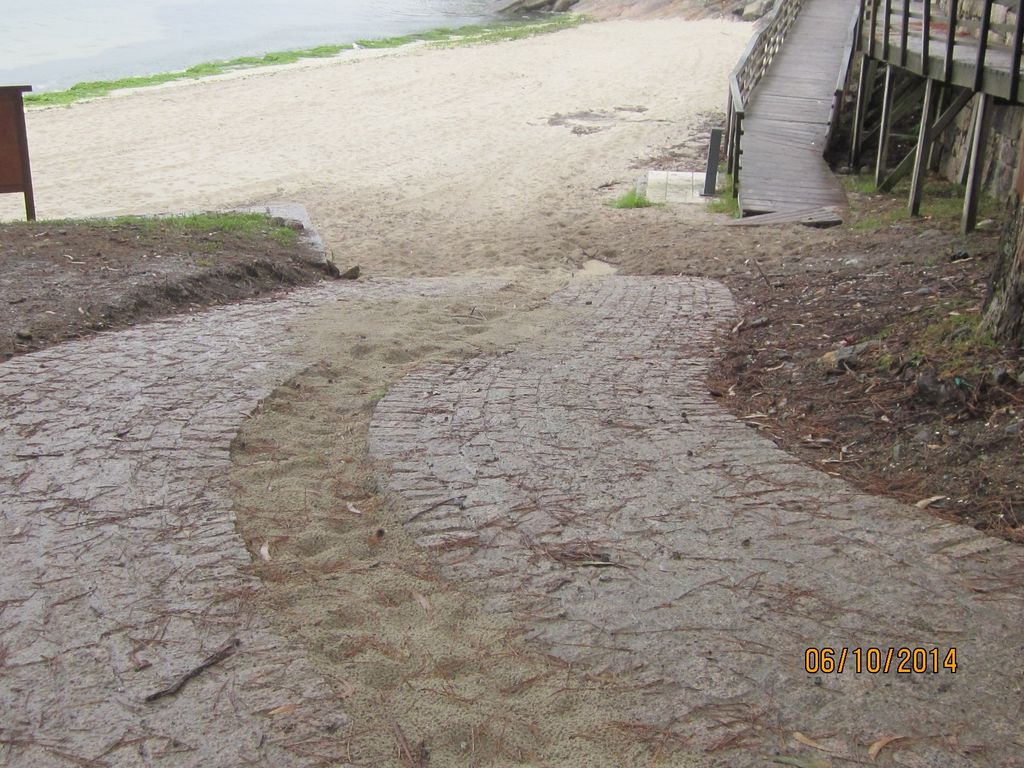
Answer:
xmin=706 ymin=173 xmax=739 ymax=217
xmin=26 ymin=16 xmax=587 ymax=108
xmin=914 ymin=311 xmax=999 ymax=378
xmin=32 ymin=212 xmax=301 ymax=246
xmin=847 ymin=176 xmax=1001 ymax=232
xmin=841 ymin=173 xmax=878 ymax=196
xmin=611 ymin=189 xmax=653 ymax=209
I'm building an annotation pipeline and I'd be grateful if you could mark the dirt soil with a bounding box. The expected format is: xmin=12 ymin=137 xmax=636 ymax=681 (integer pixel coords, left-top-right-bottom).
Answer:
xmin=0 ymin=216 xmax=330 ymax=362
xmin=704 ymin=192 xmax=1024 ymax=543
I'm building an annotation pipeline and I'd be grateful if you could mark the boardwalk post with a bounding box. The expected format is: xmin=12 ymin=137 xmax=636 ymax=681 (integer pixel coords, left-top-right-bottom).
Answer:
xmin=908 ymin=78 xmax=937 ymax=216
xmin=850 ymin=55 xmax=876 ymax=167
xmin=874 ymin=64 xmax=896 ymax=188
xmin=962 ymin=93 xmax=992 ymax=233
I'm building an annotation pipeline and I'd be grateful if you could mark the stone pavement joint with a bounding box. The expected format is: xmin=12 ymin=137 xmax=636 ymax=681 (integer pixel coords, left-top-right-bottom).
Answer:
xmin=0 ymin=276 xmax=503 ymax=768
xmin=370 ymin=276 xmax=1024 ymax=767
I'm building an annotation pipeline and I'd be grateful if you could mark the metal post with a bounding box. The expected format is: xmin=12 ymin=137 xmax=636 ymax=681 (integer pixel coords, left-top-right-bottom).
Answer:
xmin=702 ymin=128 xmax=723 ymax=197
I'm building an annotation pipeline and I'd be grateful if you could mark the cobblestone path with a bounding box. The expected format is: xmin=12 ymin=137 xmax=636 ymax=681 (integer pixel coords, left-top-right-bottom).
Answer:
xmin=370 ymin=277 xmax=1024 ymax=767
xmin=0 ymin=277 xmax=500 ymax=768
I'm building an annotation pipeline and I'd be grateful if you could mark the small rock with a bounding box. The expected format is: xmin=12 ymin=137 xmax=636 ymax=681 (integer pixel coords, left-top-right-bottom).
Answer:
xmin=992 ymin=366 xmax=1010 ymax=385
xmin=14 ymin=329 xmax=32 ymax=341
xmin=915 ymin=286 xmax=936 ymax=296
xmin=915 ymin=368 xmax=952 ymax=403
xmin=1005 ymin=421 xmax=1022 ymax=435
xmin=912 ymin=426 xmax=933 ymax=443
xmin=338 ymin=265 xmax=361 ymax=280
xmin=947 ymin=428 xmax=960 ymax=438
xmin=747 ymin=316 xmax=769 ymax=329
xmin=817 ymin=339 xmax=880 ymax=370
xmin=843 ymin=257 xmax=862 ymax=266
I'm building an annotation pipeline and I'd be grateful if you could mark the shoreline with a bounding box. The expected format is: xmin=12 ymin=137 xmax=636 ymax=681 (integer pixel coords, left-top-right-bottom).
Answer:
xmin=24 ymin=15 xmax=584 ymax=109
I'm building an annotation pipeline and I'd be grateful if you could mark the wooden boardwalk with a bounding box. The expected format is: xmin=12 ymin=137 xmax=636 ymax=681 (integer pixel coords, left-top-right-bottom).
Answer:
xmin=738 ymin=0 xmax=859 ymax=216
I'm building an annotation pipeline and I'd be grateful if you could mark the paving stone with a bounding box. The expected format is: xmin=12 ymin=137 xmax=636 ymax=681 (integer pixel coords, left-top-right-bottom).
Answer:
xmin=0 ymin=276 xmax=500 ymax=767
xmin=369 ymin=276 xmax=1024 ymax=766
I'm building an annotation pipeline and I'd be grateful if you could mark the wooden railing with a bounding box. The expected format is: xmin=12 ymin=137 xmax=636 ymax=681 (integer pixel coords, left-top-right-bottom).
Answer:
xmin=828 ymin=9 xmax=865 ymax=147
xmin=726 ymin=0 xmax=804 ymax=193
xmin=860 ymin=0 xmax=1024 ymax=102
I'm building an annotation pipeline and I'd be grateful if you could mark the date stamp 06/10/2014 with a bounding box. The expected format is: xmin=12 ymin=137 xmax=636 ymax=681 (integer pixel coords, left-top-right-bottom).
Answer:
xmin=804 ymin=647 xmax=958 ymax=675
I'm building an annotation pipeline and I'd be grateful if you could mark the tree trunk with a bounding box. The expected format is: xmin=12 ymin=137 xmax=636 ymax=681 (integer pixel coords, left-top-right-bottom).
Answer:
xmin=982 ymin=199 xmax=1024 ymax=346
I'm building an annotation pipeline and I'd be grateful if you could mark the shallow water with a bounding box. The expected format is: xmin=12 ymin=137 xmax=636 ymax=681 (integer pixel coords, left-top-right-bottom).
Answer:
xmin=2 ymin=0 xmax=496 ymax=92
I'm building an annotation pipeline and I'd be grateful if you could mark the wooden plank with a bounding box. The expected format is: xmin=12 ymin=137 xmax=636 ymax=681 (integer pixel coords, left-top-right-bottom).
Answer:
xmin=735 ymin=0 xmax=858 ymax=217
xmin=726 ymin=206 xmax=843 ymax=227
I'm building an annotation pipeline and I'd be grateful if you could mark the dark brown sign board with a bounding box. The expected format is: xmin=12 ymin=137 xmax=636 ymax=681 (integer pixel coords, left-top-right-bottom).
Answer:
xmin=0 ymin=86 xmax=35 ymax=220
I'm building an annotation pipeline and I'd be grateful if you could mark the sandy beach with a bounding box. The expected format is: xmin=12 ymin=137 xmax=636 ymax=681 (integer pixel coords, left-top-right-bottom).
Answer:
xmin=7 ymin=12 xmax=1024 ymax=768
xmin=2 ymin=19 xmax=750 ymax=277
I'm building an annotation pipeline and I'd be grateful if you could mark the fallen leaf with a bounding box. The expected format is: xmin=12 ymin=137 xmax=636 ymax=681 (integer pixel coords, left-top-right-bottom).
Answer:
xmin=412 ymin=591 xmax=432 ymax=613
xmin=267 ymin=703 xmax=297 ymax=716
xmin=793 ymin=732 xmax=836 ymax=753
xmin=259 ymin=541 xmax=271 ymax=561
xmin=914 ymin=495 xmax=947 ymax=509
xmin=868 ymin=735 xmax=904 ymax=760
xmin=346 ymin=502 xmax=364 ymax=515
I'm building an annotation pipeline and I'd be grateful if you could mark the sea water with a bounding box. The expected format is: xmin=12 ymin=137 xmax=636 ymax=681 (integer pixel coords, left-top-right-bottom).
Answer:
xmin=1 ymin=0 xmax=497 ymax=92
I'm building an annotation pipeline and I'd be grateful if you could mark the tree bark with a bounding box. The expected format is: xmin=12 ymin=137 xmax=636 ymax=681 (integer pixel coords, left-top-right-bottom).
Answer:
xmin=982 ymin=199 xmax=1024 ymax=346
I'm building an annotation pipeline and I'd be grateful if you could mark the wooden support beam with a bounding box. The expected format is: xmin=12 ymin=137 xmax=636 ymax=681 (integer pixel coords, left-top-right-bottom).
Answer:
xmin=858 ymin=77 xmax=923 ymax=149
xmin=850 ymin=55 xmax=876 ymax=167
xmin=874 ymin=64 xmax=896 ymax=188
xmin=879 ymin=145 xmax=918 ymax=192
xmin=877 ymin=85 xmax=972 ymax=193
xmin=962 ymin=93 xmax=993 ymax=234
xmin=891 ymin=80 xmax=926 ymax=123
xmin=932 ymin=86 xmax=974 ymax=137
xmin=959 ymin=96 xmax=980 ymax=186
xmin=909 ymin=78 xmax=938 ymax=216
xmin=928 ymin=87 xmax=946 ymax=170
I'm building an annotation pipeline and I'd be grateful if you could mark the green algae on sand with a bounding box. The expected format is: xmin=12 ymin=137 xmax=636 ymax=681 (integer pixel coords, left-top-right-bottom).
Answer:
xmin=26 ymin=15 xmax=587 ymax=108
